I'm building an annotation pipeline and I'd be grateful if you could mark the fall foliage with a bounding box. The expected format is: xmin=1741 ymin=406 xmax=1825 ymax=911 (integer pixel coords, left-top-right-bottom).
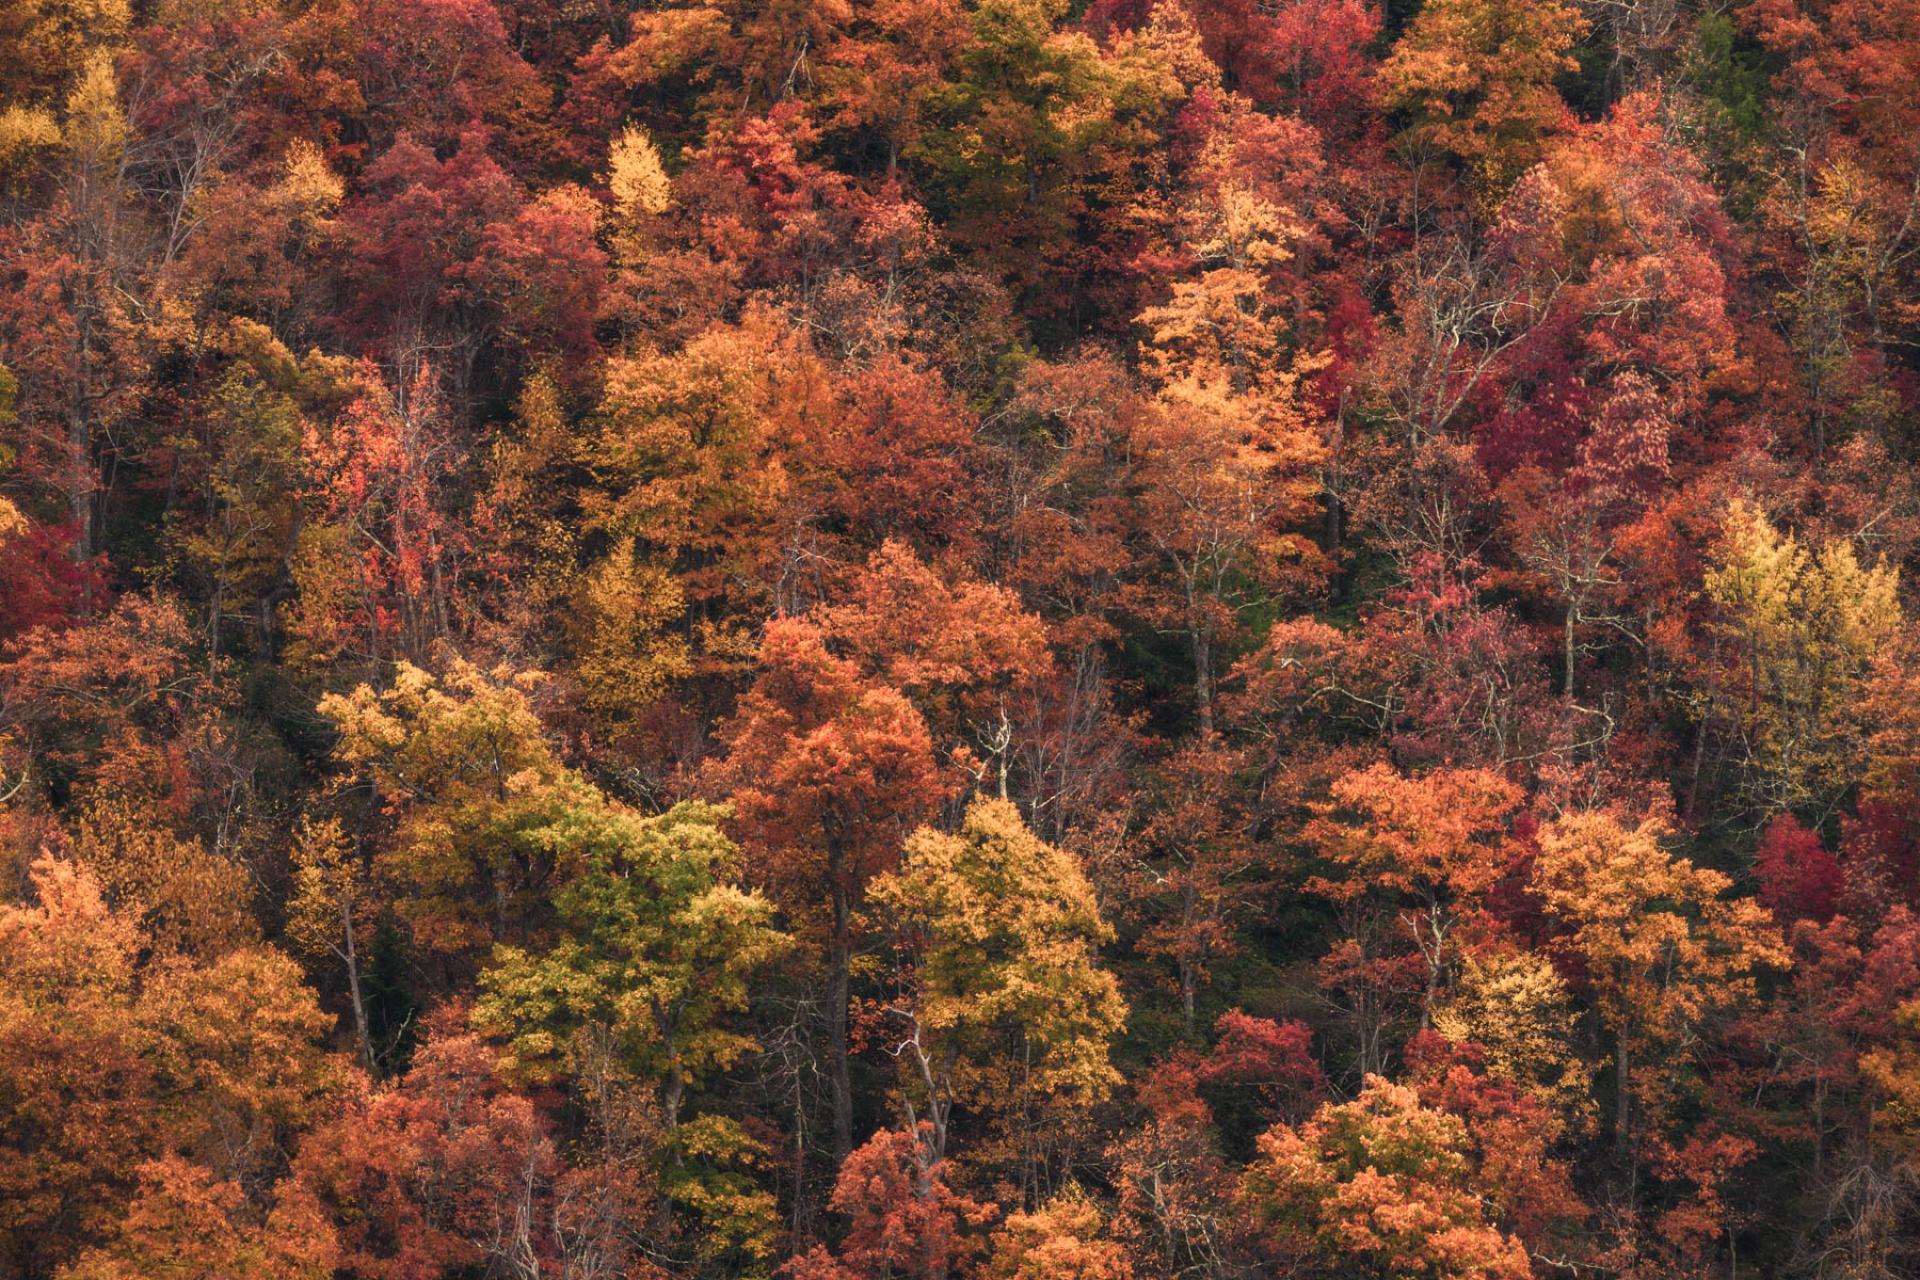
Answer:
xmin=10 ymin=2 xmax=1920 ymax=1277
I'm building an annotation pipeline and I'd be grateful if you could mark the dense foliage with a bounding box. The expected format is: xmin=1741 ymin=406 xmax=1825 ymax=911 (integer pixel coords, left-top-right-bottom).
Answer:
xmin=5 ymin=1 xmax=1920 ymax=1276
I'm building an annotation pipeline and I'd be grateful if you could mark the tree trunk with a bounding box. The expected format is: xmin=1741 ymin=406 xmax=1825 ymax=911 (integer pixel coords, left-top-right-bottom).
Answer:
xmin=1615 ymin=1026 xmax=1632 ymax=1157
xmin=1564 ymin=604 xmax=1578 ymax=698
xmin=662 ymin=1062 xmax=685 ymax=1132
xmin=1192 ymin=625 xmax=1215 ymax=738
xmin=1179 ymin=958 xmax=1197 ymax=1038
xmin=340 ymin=885 xmax=375 ymax=1074
xmin=828 ymin=857 xmax=854 ymax=1166
xmin=67 ymin=305 xmax=96 ymax=579
xmin=1324 ymin=489 xmax=1346 ymax=604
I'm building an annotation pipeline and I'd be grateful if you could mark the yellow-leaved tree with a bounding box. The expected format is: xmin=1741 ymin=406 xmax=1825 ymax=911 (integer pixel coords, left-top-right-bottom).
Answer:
xmin=1701 ymin=498 xmax=1901 ymax=816
xmin=1379 ymin=0 xmax=1588 ymax=199
xmin=318 ymin=659 xmax=577 ymax=965
xmin=567 ymin=536 xmax=692 ymax=729
xmin=472 ymin=800 xmax=790 ymax=1273
xmin=1861 ymin=1000 xmax=1920 ymax=1165
xmin=982 ymin=1184 xmax=1136 ymax=1280
xmin=1533 ymin=808 xmax=1786 ymax=1155
xmin=609 ymin=125 xmax=671 ymax=219
xmin=606 ymin=123 xmax=672 ymax=267
xmin=872 ymin=797 xmax=1127 ymax=1177
xmin=1130 ymin=155 xmax=1327 ymax=734
xmin=1433 ymin=949 xmax=1594 ymax=1130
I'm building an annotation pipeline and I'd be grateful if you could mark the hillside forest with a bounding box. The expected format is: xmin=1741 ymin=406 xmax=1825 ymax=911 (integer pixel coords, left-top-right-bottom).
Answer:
xmin=5 ymin=1 xmax=1920 ymax=1277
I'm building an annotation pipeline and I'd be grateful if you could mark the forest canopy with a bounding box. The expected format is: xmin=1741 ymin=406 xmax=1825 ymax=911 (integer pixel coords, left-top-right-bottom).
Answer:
xmin=4 ymin=0 xmax=1920 ymax=1277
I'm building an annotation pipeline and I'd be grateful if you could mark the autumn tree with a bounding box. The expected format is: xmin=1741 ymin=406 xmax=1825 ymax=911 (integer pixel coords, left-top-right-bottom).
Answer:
xmin=1432 ymin=949 xmax=1593 ymax=1127
xmin=1124 ymin=740 xmax=1270 ymax=1034
xmin=1304 ymin=763 xmax=1523 ymax=1070
xmin=0 ymin=595 xmax=273 ymax=931
xmin=582 ymin=313 xmax=814 ymax=637
xmin=706 ymin=617 xmax=951 ymax=1162
xmin=0 ymin=857 xmax=153 ymax=1277
xmin=0 ymin=593 xmax=220 ymax=814
xmin=318 ymin=659 xmax=576 ymax=966
xmin=1107 ymin=1049 xmax=1251 ymax=1278
xmin=819 ymin=539 xmax=1052 ymax=788
xmin=1241 ymin=1075 xmax=1533 ymax=1280
xmin=284 ymin=817 xmax=379 ymax=1071
xmin=1496 ymin=373 xmax=1672 ymax=698
xmin=871 ymin=796 xmax=1128 ymax=1174
xmin=1698 ymin=498 xmax=1901 ymax=817
xmin=1129 ymin=138 xmax=1329 ymax=733
xmin=69 ymin=797 xmax=257 ymax=961
xmin=820 ymin=0 xmax=971 ymax=177
xmin=0 ymin=43 xmax=152 ymax=569
xmin=287 ymin=362 xmax=464 ymax=670
xmin=911 ymin=0 xmax=1191 ymax=321
xmin=1379 ymin=0 xmax=1588 ymax=198
xmin=166 ymin=326 xmax=338 ymax=664
xmin=473 ymin=800 xmax=787 ymax=1130
xmin=1747 ymin=0 xmax=1920 ymax=455
xmin=788 ymin=1124 xmax=993 ymax=1280
xmin=1736 ymin=907 xmax=1920 ymax=1273
xmin=565 ymin=536 xmax=693 ymax=732
xmin=1402 ymin=1037 xmax=1589 ymax=1256
xmin=982 ymin=1185 xmax=1136 ymax=1280
xmin=291 ymin=1017 xmax=568 ymax=1280
xmin=0 ymin=0 xmax=128 ymax=112
xmin=1533 ymin=807 xmax=1787 ymax=1156
xmin=56 ymin=1157 xmax=336 ymax=1280
xmin=0 ymin=857 xmax=343 ymax=1279
xmin=338 ymin=129 xmax=603 ymax=382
